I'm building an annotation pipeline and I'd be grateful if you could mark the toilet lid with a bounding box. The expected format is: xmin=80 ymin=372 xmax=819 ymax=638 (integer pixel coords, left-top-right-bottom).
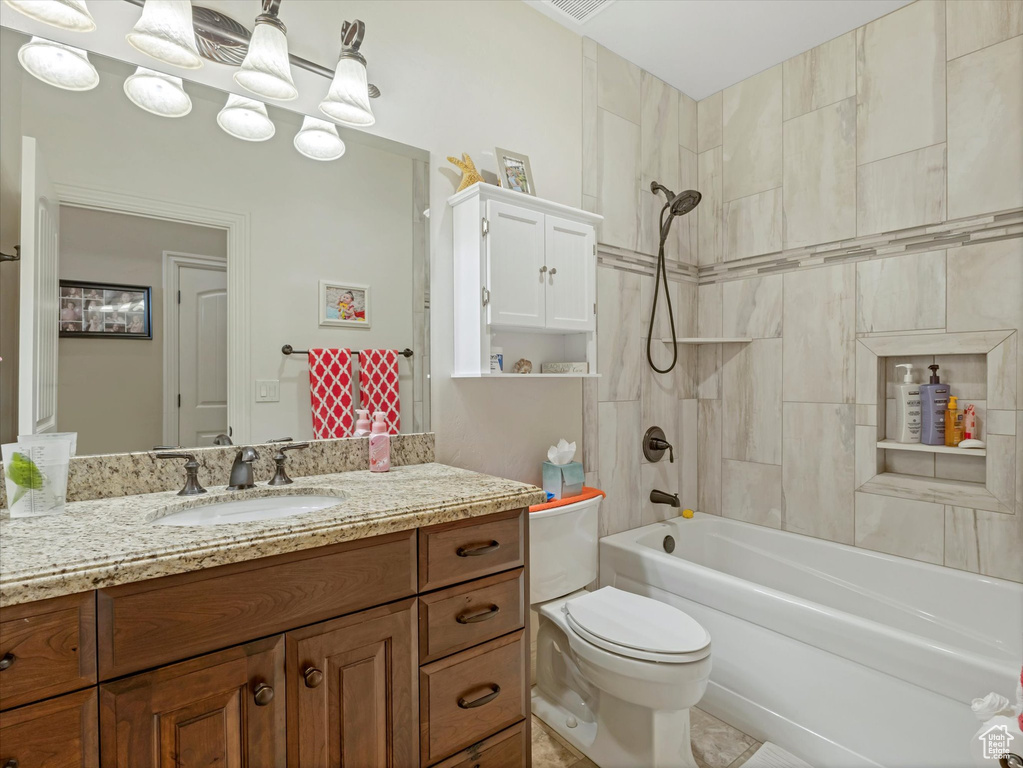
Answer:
xmin=565 ymin=587 xmax=710 ymax=656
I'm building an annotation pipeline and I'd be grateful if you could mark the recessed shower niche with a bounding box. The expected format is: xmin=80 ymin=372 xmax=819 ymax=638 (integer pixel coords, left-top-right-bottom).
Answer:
xmin=855 ymin=331 xmax=1017 ymax=514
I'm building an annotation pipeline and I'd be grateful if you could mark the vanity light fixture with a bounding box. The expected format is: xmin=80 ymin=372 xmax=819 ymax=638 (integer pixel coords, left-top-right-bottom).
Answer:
xmin=234 ymin=0 xmax=297 ymax=101
xmin=217 ymin=93 xmax=275 ymax=141
xmin=125 ymin=0 xmax=203 ymax=70
xmin=293 ymin=116 xmax=345 ymax=161
xmin=124 ymin=66 xmax=191 ymax=117
xmin=17 ymin=36 xmax=98 ymax=90
xmin=318 ymin=19 xmax=375 ymax=128
xmin=4 ymin=0 xmax=96 ymax=32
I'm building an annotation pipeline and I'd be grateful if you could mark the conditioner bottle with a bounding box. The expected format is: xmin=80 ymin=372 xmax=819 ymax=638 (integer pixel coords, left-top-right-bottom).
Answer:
xmin=920 ymin=364 xmax=949 ymax=446
xmin=893 ymin=364 xmax=921 ymax=443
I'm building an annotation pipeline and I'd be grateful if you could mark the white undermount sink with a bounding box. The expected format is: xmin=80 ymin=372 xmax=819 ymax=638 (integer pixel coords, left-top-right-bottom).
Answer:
xmin=154 ymin=494 xmax=343 ymax=526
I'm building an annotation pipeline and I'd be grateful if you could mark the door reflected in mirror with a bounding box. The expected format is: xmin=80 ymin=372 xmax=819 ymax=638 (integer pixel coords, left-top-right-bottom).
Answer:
xmin=0 ymin=28 xmax=430 ymax=456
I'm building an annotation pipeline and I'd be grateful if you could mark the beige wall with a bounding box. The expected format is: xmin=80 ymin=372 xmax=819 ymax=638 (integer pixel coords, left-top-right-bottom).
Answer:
xmin=57 ymin=207 xmax=226 ymax=455
xmin=585 ymin=0 xmax=1023 ymax=582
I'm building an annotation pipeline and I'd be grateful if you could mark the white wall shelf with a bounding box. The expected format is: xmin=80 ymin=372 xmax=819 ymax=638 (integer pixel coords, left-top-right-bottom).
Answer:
xmin=658 ymin=337 xmax=753 ymax=345
xmin=876 ymin=440 xmax=986 ymax=457
xmin=452 ymin=372 xmax=601 ymax=379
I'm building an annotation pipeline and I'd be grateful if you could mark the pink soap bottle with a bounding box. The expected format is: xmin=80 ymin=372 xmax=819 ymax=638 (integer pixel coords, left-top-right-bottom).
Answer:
xmin=369 ymin=413 xmax=391 ymax=473
xmin=354 ymin=409 xmax=372 ymax=437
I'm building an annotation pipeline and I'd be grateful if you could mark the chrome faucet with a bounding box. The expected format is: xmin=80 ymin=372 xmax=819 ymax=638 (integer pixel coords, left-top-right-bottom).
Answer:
xmin=227 ymin=446 xmax=258 ymax=490
xmin=650 ymin=489 xmax=680 ymax=507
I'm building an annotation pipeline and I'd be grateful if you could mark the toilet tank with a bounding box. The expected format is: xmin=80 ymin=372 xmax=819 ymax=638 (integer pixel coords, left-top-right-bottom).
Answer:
xmin=529 ymin=495 xmax=601 ymax=604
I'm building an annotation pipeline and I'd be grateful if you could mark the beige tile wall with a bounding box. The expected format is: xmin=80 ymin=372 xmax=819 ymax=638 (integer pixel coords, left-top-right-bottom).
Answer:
xmin=582 ymin=1 xmax=1023 ymax=582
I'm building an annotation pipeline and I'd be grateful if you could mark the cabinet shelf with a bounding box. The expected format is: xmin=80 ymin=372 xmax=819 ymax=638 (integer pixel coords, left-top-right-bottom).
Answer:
xmin=876 ymin=439 xmax=986 ymax=457
xmin=657 ymin=337 xmax=753 ymax=345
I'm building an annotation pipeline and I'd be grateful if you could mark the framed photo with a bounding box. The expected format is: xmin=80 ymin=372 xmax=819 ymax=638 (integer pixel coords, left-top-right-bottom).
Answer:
xmin=319 ymin=280 xmax=371 ymax=328
xmin=59 ymin=280 xmax=152 ymax=339
xmin=494 ymin=147 xmax=535 ymax=196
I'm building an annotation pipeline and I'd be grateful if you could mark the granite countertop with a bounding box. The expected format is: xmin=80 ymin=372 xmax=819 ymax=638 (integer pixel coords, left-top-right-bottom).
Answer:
xmin=0 ymin=463 xmax=545 ymax=606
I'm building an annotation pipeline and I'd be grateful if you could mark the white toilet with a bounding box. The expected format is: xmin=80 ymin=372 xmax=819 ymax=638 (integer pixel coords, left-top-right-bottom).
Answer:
xmin=530 ymin=495 xmax=712 ymax=768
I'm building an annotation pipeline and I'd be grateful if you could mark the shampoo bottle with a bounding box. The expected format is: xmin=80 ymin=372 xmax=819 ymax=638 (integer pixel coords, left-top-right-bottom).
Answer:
xmin=369 ymin=413 xmax=391 ymax=473
xmin=920 ymin=364 xmax=949 ymax=446
xmin=945 ymin=396 xmax=964 ymax=447
xmin=893 ymin=364 xmax=921 ymax=443
xmin=354 ymin=409 xmax=372 ymax=437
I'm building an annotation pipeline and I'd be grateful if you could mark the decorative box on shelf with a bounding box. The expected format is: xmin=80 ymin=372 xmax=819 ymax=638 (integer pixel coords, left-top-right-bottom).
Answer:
xmin=449 ymin=182 xmax=603 ymax=379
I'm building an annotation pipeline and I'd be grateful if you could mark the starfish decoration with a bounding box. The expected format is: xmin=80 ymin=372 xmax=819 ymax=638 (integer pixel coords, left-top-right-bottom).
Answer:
xmin=447 ymin=153 xmax=485 ymax=192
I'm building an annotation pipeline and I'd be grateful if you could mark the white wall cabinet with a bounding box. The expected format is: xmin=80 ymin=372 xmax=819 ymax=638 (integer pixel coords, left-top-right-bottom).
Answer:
xmin=449 ymin=183 xmax=602 ymax=378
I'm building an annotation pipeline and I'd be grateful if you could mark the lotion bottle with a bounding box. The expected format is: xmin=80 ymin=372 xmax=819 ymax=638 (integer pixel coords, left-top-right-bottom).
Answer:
xmin=369 ymin=413 xmax=391 ymax=473
xmin=893 ymin=364 xmax=921 ymax=443
xmin=920 ymin=364 xmax=949 ymax=446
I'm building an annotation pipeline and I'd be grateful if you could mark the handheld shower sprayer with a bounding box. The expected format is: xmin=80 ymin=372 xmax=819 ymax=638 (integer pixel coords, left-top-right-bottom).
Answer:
xmin=647 ymin=181 xmax=702 ymax=374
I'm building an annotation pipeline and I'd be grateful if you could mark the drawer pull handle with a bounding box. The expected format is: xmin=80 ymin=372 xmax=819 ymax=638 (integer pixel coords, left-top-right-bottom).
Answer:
xmin=4 ymin=759 xmax=19 ymax=768
xmin=456 ymin=540 xmax=500 ymax=557
xmin=303 ymin=667 xmax=324 ymax=688
xmin=458 ymin=684 xmax=501 ymax=709
xmin=0 ymin=653 xmax=14 ymax=671
xmin=456 ymin=605 xmax=501 ymax=624
xmin=253 ymin=683 xmax=275 ymax=706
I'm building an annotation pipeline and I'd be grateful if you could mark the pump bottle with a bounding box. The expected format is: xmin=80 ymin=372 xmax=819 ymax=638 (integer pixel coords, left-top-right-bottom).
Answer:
xmin=369 ymin=413 xmax=391 ymax=473
xmin=893 ymin=364 xmax=921 ymax=443
xmin=920 ymin=364 xmax=949 ymax=446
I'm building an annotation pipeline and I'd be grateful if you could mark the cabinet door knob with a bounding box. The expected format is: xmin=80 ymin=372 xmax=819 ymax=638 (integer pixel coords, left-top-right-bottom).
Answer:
xmin=0 ymin=653 xmax=14 ymax=671
xmin=456 ymin=540 xmax=500 ymax=557
xmin=539 ymin=265 xmax=547 ymax=274
xmin=456 ymin=605 xmax=501 ymax=624
xmin=4 ymin=759 xmax=19 ymax=768
xmin=549 ymin=267 xmax=557 ymax=276
xmin=457 ymin=684 xmax=501 ymax=709
xmin=253 ymin=683 xmax=274 ymax=706
xmin=303 ymin=667 xmax=324 ymax=688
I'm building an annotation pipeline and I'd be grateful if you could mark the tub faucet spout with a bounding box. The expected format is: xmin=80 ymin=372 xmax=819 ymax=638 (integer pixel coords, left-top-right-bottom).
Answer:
xmin=650 ymin=489 xmax=680 ymax=507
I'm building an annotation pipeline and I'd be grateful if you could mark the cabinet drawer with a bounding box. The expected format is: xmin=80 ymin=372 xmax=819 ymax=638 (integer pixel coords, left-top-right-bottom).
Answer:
xmin=97 ymin=530 xmax=416 ymax=678
xmin=419 ymin=569 xmax=524 ymax=663
xmin=430 ymin=721 xmax=528 ymax=768
xmin=419 ymin=631 xmax=526 ymax=765
xmin=0 ymin=688 xmax=99 ymax=768
xmin=0 ymin=592 xmax=96 ymax=711
xmin=419 ymin=509 xmax=525 ymax=592
xmin=100 ymin=635 xmax=285 ymax=768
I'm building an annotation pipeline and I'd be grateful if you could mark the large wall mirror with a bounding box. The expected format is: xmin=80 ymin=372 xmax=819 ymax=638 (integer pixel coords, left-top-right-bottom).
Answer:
xmin=0 ymin=26 xmax=430 ymax=456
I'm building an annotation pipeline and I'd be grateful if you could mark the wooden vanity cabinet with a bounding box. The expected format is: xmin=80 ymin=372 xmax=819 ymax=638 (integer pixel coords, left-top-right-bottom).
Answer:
xmin=0 ymin=508 xmax=530 ymax=768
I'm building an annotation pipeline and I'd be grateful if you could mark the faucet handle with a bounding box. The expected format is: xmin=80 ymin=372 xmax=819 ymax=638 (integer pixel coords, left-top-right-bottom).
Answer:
xmin=267 ymin=443 xmax=308 ymax=486
xmin=155 ymin=453 xmax=207 ymax=496
xmin=281 ymin=442 xmax=309 ymax=452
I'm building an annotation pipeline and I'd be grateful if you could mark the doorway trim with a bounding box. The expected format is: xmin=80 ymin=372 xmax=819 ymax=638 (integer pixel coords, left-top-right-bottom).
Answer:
xmin=52 ymin=183 xmax=251 ymax=444
xmin=162 ymin=251 xmax=228 ymax=447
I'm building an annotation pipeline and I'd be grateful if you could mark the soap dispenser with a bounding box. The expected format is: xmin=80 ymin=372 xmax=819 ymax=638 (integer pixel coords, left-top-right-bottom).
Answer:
xmin=920 ymin=364 xmax=949 ymax=446
xmin=369 ymin=413 xmax=391 ymax=473
xmin=354 ymin=409 xmax=372 ymax=437
xmin=893 ymin=364 xmax=921 ymax=443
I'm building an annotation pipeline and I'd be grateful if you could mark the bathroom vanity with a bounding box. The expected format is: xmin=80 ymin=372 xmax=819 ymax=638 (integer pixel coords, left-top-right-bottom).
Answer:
xmin=0 ymin=460 xmax=542 ymax=768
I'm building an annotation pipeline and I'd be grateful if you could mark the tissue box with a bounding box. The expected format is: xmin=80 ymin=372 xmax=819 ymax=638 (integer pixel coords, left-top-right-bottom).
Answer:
xmin=542 ymin=461 xmax=584 ymax=500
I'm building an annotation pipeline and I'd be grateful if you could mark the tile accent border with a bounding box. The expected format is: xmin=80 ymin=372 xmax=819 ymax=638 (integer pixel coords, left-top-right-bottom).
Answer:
xmin=597 ymin=242 xmax=699 ymax=283
xmin=855 ymin=332 xmax=1016 ymax=513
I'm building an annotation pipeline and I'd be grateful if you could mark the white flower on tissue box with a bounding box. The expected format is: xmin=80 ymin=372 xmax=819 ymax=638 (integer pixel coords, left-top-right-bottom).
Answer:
xmin=543 ymin=439 xmax=583 ymax=500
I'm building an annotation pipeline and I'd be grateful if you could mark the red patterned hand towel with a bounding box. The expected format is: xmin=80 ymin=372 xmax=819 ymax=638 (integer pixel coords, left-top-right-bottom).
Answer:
xmin=308 ymin=348 xmax=355 ymax=439
xmin=359 ymin=349 xmax=400 ymax=434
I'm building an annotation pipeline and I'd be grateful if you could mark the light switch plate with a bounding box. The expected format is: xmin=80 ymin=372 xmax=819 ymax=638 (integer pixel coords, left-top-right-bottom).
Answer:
xmin=255 ymin=379 xmax=280 ymax=402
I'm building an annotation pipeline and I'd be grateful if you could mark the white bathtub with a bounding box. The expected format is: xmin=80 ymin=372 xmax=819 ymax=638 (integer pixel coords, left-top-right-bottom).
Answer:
xmin=599 ymin=514 xmax=1023 ymax=768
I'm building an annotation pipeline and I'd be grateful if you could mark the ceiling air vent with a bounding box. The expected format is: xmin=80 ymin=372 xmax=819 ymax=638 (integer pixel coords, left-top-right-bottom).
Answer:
xmin=544 ymin=0 xmax=617 ymax=24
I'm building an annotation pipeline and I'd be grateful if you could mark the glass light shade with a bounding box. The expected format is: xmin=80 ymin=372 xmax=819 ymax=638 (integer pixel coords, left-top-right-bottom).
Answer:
xmin=124 ymin=66 xmax=191 ymax=117
xmin=294 ymin=116 xmax=345 ymax=161
xmin=318 ymin=56 xmax=374 ymax=127
xmin=217 ymin=94 xmax=275 ymax=142
xmin=4 ymin=0 xmax=96 ymax=31
xmin=234 ymin=20 xmax=297 ymax=101
xmin=18 ymin=36 xmax=98 ymax=90
xmin=125 ymin=0 xmax=202 ymax=70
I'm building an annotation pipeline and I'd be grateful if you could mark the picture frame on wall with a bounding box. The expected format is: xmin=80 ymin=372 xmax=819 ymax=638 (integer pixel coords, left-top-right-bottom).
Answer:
xmin=58 ymin=280 xmax=152 ymax=339
xmin=319 ymin=280 xmax=371 ymax=328
xmin=494 ymin=147 xmax=535 ymax=196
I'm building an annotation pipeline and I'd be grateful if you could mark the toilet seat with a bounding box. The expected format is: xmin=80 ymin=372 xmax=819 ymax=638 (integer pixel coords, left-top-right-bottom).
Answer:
xmin=564 ymin=587 xmax=711 ymax=663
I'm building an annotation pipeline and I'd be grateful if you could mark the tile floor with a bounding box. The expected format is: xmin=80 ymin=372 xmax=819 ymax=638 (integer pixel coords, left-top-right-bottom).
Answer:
xmin=532 ymin=707 xmax=762 ymax=768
